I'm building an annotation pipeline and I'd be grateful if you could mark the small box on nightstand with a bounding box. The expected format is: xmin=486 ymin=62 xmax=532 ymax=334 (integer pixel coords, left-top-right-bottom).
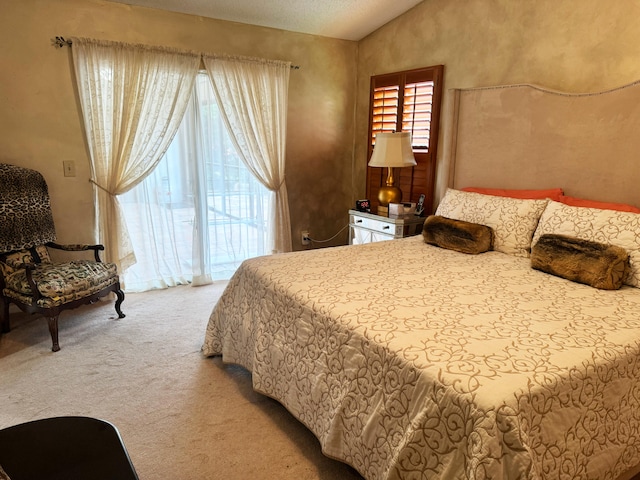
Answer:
xmin=389 ymin=202 xmax=417 ymax=216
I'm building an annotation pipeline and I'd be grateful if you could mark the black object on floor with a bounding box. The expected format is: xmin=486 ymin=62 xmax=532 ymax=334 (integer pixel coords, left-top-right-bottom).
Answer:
xmin=0 ymin=416 xmax=139 ymax=480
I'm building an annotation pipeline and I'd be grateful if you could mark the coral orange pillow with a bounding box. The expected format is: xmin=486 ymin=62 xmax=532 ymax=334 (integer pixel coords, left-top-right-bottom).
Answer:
xmin=558 ymin=195 xmax=640 ymax=213
xmin=462 ymin=187 xmax=564 ymax=201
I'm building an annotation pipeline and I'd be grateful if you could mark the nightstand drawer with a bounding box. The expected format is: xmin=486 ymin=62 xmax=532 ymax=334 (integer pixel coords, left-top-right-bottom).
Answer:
xmin=350 ymin=215 xmax=399 ymax=236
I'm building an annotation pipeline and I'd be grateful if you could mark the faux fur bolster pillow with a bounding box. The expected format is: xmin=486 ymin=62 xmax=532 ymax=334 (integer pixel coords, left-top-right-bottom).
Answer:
xmin=422 ymin=215 xmax=493 ymax=254
xmin=531 ymin=234 xmax=629 ymax=290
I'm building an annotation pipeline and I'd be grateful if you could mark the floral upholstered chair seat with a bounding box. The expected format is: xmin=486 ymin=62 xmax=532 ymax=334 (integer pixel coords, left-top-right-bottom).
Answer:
xmin=2 ymin=256 xmax=119 ymax=308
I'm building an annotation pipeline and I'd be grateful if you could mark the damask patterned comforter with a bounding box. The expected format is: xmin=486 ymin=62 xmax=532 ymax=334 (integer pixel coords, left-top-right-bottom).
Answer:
xmin=202 ymin=236 xmax=640 ymax=480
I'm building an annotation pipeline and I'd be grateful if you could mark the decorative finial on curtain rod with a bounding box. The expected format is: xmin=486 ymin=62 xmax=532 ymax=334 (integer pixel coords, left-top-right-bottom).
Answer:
xmin=52 ymin=36 xmax=72 ymax=48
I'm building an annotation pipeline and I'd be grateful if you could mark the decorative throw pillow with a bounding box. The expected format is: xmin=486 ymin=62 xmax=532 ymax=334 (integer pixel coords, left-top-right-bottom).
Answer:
xmin=435 ymin=188 xmax=548 ymax=257
xmin=422 ymin=215 xmax=493 ymax=254
xmin=531 ymin=234 xmax=629 ymax=290
xmin=532 ymin=200 xmax=640 ymax=287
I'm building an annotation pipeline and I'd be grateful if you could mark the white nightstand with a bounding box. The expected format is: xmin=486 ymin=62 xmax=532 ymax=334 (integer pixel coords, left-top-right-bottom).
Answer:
xmin=348 ymin=209 xmax=426 ymax=245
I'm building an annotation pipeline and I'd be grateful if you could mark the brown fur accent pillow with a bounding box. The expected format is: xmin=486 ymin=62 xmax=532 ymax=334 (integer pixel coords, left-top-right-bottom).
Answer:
xmin=422 ymin=215 xmax=493 ymax=254
xmin=531 ymin=234 xmax=629 ymax=290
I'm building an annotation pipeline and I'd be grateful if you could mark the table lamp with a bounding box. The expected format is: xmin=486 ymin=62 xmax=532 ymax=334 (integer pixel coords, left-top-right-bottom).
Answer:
xmin=368 ymin=132 xmax=417 ymax=206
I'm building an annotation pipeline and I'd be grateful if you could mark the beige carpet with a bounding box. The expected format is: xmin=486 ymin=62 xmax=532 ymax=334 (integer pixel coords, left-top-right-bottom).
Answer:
xmin=0 ymin=283 xmax=363 ymax=479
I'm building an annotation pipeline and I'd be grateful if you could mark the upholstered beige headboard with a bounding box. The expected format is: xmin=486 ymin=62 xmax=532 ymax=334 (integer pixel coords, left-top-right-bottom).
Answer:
xmin=441 ymin=80 xmax=640 ymax=207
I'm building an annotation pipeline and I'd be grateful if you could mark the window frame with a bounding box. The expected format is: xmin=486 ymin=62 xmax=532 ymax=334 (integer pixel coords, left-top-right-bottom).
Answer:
xmin=366 ymin=65 xmax=444 ymax=215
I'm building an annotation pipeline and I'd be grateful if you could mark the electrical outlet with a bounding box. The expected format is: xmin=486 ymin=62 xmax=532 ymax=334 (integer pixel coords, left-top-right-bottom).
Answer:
xmin=301 ymin=230 xmax=310 ymax=246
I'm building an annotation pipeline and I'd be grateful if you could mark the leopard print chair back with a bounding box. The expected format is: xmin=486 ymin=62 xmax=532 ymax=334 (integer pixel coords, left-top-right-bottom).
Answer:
xmin=0 ymin=163 xmax=56 ymax=253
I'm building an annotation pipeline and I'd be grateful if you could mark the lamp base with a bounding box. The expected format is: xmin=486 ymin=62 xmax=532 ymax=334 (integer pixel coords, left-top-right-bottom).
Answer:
xmin=377 ymin=185 xmax=402 ymax=207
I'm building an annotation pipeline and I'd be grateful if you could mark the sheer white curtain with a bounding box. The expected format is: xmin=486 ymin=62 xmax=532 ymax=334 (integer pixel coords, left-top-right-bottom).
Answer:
xmin=119 ymin=74 xmax=272 ymax=292
xmin=71 ymin=37 xmax=200 ymax=271
xmin=203 ymin=55 xmax=292 ymax=253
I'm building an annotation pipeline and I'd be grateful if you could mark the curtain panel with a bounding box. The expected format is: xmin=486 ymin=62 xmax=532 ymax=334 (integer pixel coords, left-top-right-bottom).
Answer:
xmin=203 ymin=55 xmax=293 ymax=254
xmin=120 ymin=74 xmax=273 ymax=292
xmin=71 ymin=37 xmax=200 ymax=271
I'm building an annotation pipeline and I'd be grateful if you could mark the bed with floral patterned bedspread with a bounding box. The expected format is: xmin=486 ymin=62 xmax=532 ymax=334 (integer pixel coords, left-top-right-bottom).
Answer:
xmin=203 ymin=189 xmax=640 ymax=480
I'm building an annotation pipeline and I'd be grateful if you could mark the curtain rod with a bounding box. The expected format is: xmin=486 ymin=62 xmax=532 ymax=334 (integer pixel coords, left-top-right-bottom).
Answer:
xmin=52 ymin=36 xmax=301 ymax=69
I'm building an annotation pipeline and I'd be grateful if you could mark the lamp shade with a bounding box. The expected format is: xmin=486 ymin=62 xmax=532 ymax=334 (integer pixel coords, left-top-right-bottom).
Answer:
xmin=368 ymin=132 xmax=417 ymax=168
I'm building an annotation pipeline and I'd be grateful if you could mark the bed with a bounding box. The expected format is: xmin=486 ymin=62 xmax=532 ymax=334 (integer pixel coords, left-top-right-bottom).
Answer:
xmin=202 ymin=80 xmax=640 ymax=480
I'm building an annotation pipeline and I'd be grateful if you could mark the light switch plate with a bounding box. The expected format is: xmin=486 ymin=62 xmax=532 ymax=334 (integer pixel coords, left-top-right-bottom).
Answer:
xmin=63 ymin=160 xmax=76 ymax=177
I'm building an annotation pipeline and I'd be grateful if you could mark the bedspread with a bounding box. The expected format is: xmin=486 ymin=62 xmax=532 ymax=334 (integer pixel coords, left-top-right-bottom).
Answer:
xmin=203 ymin=236 xmax=640 ymax=480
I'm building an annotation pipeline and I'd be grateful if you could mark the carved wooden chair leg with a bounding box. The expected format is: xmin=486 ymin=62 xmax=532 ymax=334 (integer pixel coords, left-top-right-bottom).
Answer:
xmin=115 ymin=289 xmax=125 ymax=319
xmin=47 ymin=315 xmax=60 ymax=352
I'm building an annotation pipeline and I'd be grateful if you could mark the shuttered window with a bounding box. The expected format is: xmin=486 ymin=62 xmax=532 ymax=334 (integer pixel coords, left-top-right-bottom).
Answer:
xmin=366 ymin=65 xmax=444 ymax=214
xmin=369 ymin=73 xmax=436 ymax=151
xmin=402 ymin=80 xmax=434 ymax=151
xmin=370 ymin=85 xmax=399 ymax=146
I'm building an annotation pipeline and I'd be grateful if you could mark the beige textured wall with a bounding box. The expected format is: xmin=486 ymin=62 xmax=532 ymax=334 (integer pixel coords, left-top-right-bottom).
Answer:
xmin=0 ymin=0 xmax=357 ymax=249
xmin=356 ymin=0 xmax=640 ymax=207
xmin=5 ymin=0 xmax=640 ymax=260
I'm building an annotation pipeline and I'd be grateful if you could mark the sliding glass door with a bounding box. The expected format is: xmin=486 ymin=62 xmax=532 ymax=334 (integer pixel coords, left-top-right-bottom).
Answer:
xmin=119 ymin=74 xmax=271 ymax=292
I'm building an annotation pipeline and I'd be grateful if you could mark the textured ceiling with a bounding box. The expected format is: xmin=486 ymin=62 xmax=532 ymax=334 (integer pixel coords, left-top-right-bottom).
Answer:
xmin=103 ymin=0 xmax=424 ymax=41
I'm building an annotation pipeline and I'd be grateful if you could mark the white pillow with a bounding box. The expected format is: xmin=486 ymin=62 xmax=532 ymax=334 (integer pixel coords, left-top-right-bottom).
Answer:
xmin=532 ymin=200 xmax=640 ymax=287
xmin=435 ymin=188 xmax=548 ymax=257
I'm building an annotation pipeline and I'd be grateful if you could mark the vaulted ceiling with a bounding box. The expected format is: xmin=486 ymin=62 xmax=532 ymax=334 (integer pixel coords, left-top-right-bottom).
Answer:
xmin=103 ymin=0 xmax=423 ymax=41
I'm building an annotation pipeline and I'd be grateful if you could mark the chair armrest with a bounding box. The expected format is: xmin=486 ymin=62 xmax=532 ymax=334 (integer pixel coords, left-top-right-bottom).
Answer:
xmin=1 ymin=257 xmax=37 ymax=270
xmin=0 ymin=259 xmax=41 ymax=301
xmin=46 ymin=242 xmax=105 ymax=262
xmin=0 ymin=259 xmax=37 ymax=272
xmin=24 ymin=265 xmax=41 ymax=301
